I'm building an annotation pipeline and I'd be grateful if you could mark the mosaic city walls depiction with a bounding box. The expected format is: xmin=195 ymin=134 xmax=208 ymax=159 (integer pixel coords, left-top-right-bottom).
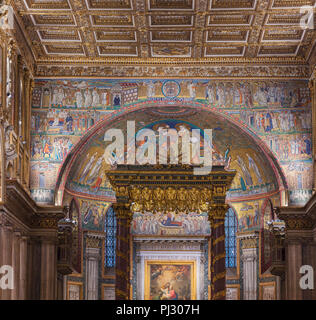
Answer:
xmin=30 ymin=79 xmax=311 ymax=234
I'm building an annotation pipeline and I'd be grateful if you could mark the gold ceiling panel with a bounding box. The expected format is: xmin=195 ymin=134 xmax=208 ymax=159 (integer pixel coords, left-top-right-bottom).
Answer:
xmin=258 ymin=44 xmax=299 ymax=56
xmin=9 ymin=0 xmax=316 ymax=72
xmin=206 ymin=29 xmax=249 ymax=42
xmin=149 ymin=15 xmax=194 ymax=26
xmin=271 ymin=0 xmax=315 ymax=8
xmin=44 ymin=44 xmax=85 ymax=55
xmin=210 ymin=0 xmax=257 ymax=10
xmin=207 ymin=14 xmax=253 ymax=25
xmin=86 ymin=0 xmax=132 ymax=9
xmin=90 ymin=14 xmax=134 ymax=26
xmin=23 ymin=0 xmax=71 ymax=10
xmin=262 ymin=29 xmax=304 ymax=41
xmin=148 ymin=0 xmax=195 ymax=10
xmin=38 ymin=29 xmax=81 ymax=41
xmin=151 ymin=30 xmax=192 ymax=42
xmin=31 ymin=14 xmax=76 ymax=26
xmin=98 ymin=44 xmax=138 ymax=56
xmin=151 ymin=45 xmax=192 ymax=57
xmin=266 ymin=12 xmax=306 ymax=25
xmin=204 ymin=45 xmax=245 ymax=56
xmin=95 ymin=30 xmax=136 ymax=41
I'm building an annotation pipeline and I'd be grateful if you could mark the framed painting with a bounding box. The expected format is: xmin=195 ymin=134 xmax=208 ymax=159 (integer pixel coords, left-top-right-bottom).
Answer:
xmin=144 ymin=260 xmax=196 ymax=300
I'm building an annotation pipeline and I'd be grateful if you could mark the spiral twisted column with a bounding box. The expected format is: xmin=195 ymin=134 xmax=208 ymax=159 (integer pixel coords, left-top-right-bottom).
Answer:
xmin=113 ymin=202 xmax=132 ymax=300
xmin=209 ymin=204 xmax=228 ymax=300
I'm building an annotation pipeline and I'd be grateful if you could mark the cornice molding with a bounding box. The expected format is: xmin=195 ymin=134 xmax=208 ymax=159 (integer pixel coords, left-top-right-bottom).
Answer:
xmin=276 ymin=192 xmax=316 ymax=223
xmin=34 ymin=63 xmax=310 ymax=79
xmin=2 ymin=179 xmax=64 ymax=229
xmin=35 ymin=56 xmax=307 ymax=65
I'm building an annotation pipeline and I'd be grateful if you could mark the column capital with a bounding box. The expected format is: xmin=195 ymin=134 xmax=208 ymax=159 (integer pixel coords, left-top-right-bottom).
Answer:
xmin=85 ymin=232 xmax=104 ymax=249
xmin=208 ymin=203 xmax=229 ymax=220
xmin=237 ymin=231 xmax=259 ymax=249
xmin=241 ymin=252 xmax=258 ymax=262
xmin=113 ymin=202 xmax=133 ymax=220
xmin=241 ymin=238 xmax=258 ymax=249
xmin=237 ymin=230 xmax=259 ymax=239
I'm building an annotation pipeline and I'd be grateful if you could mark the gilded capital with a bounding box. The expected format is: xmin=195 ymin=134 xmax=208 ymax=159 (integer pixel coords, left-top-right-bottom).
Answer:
xmin=112 ymin=202 xmax=133 ymax=220
xmin=86 ymin=237 xmax=100 ymax=249
xmin=209 ymin=204 xmax=229 ymax=220
xmin=242 ymin=238 xmax=257 ymax=249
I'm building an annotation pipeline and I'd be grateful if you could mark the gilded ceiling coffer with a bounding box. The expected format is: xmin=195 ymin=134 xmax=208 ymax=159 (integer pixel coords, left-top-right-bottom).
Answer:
xmin=10 ymin=0 xmax=316 ymax=79
xmin=106 ymin=164 xmax=235 ymax=300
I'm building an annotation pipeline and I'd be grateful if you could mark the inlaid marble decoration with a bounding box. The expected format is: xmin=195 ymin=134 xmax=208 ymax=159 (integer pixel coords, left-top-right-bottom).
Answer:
xmin=102 ymin=285 xmax=115 ymax=300
xmin=226 ymin=287 xmax=239 ymax=300
xmin=67 ymin=282 xmax=82 ymax=300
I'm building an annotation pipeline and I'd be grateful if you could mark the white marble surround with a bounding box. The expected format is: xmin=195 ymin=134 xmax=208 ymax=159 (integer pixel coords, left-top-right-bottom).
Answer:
xmin=134 ymin=237 xmax=207 ymax=300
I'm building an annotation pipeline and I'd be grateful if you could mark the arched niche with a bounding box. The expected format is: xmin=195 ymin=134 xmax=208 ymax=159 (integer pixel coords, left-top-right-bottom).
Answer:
xmin=54 ymin=104 xmax=287 ymax=207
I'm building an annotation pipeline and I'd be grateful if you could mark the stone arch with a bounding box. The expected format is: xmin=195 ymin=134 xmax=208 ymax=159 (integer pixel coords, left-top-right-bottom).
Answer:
xmin=54 ymin=101 xmax=288 ymax=206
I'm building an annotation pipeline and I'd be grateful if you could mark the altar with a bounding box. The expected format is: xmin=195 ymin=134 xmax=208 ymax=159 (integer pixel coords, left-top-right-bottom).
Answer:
xmin=106 ymin=164 xmax=235 ymax=300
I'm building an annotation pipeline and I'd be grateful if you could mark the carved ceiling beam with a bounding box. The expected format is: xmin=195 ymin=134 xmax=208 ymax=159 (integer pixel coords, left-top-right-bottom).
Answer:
xmin=192 ymin=0 xmax=207 ymax=58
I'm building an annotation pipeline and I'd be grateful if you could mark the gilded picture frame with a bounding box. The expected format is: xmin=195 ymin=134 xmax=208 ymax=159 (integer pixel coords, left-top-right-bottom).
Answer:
xmin=144 ymin=260 xmax=196 ymax=300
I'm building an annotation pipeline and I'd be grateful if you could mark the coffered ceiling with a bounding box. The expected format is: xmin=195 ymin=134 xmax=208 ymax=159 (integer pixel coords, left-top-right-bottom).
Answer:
xmin=8 ymin=0 xmax=316 ymax=76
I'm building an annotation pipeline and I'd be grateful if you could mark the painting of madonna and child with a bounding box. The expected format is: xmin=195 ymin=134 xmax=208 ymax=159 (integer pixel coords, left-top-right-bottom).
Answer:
xmin=145 ymin=261 xmax=195 ymax=300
